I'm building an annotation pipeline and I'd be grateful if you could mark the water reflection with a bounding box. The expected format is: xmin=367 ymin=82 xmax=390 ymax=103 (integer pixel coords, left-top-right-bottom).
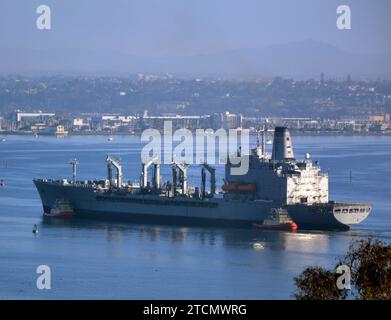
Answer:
xmin=40 ymin=217 xmax=331 ymax=254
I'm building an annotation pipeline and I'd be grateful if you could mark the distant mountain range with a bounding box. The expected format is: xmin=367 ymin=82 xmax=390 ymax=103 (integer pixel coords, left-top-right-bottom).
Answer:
xmin=1 ymin=40 xmax=390 ymax=78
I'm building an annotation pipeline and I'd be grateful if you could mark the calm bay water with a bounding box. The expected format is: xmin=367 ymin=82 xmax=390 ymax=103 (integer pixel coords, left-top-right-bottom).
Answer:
xmin=0 ymin=134 xmax=390 ymax=299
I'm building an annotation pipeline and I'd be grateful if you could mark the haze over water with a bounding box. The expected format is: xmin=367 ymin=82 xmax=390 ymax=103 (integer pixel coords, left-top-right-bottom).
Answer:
xmin=0 ymin=135 xmax=390 ymax=299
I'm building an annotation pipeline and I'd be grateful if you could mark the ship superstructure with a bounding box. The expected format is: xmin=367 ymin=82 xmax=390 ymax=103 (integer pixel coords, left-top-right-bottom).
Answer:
xmin=225 ymin=127 xmax=329 ymax=205
xmin=34 ymin=127 xmax=372 ymax=230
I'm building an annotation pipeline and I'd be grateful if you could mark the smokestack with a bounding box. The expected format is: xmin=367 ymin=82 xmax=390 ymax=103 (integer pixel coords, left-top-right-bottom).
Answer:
xmin=272 ymin=127 xmax=295 ymax=161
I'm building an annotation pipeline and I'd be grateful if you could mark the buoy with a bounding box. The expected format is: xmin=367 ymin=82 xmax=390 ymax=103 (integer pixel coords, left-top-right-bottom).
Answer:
xmin=253 ymin=242 xmax=265 ymax=250
xmin=33 ymin=224 xmax=39 ymax=235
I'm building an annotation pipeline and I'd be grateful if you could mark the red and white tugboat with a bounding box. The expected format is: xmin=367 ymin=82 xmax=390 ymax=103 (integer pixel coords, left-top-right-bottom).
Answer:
xmin=253 ymin=208 xmax=298 ymax=231
xmin=44 ymin=199 xmax=75 ymax=218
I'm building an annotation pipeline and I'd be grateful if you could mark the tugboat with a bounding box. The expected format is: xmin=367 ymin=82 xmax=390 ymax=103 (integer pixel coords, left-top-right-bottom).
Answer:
xmin=44 ymin=199 xmax=75 ymax=218
xmin=253 ymin=208 xmax=298 ymax=231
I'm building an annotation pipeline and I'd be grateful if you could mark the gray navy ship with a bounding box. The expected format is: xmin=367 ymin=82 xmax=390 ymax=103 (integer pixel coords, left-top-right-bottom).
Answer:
xmin=34 ymin=127 xmax=372 ymax=230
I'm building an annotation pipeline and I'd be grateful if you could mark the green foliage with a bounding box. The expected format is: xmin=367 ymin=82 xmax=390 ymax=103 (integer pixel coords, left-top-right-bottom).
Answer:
xmin=293 ymin=267 xmax=342 ymax=300
xmin=294 ymin=238 xmax=391 ymax=300
xmin=341 ymin=238 xmax=391 ymax=300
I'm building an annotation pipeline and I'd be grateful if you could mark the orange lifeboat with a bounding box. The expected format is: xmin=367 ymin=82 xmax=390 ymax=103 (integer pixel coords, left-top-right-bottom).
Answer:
xmin=237 ymin=184 xmax=257 ymax=192
xmin=222 ymin=183 xmax=238 ymax=192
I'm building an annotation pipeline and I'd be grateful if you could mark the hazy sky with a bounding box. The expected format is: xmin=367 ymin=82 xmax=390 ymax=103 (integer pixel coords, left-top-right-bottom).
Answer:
xmin=0 ymin=0 xmax=390 ymax=56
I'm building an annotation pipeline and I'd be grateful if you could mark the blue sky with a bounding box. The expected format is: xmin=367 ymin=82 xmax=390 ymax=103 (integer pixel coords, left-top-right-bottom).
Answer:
xmin=0 ymin=0 xmax=390 ymax=56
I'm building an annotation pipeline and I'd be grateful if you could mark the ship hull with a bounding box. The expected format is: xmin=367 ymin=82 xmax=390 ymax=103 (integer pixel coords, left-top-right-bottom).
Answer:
xmin=44 ymin=211 xmax=75 ymax=218
xmin=33 ymin=180 xmax=275 ymax=227
xmin=33 ymin=179 xmax=371 ymax=230
xmin=287 ymin=203 xmax=371 ymax=230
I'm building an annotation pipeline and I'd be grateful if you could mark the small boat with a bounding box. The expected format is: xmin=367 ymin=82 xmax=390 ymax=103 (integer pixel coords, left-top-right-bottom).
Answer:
xmin=253 ymin=208 xmax=298 ymax=231
xmin=44 ymin=199 xmax=75 ymax=218
xmin=0 ymin=179 xmax=4 ymax=187
xmin=1 ymin=138 xmax=6 ymax=142
xmin=108 ymin=137 xmax=113 ymax=142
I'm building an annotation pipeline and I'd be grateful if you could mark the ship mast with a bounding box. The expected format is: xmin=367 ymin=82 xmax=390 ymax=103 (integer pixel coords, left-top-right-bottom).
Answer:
xmin=256 ymin=125 xmax=266 ymax=158
xmin=69 ymin=159 xmax=78 ymax=184
xmin=261 ymin=125 xmax=266 ymax=158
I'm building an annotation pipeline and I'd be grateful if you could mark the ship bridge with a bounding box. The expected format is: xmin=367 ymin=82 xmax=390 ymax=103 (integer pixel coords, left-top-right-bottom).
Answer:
xmin=224 ymin=127 xmax=329 ymax=206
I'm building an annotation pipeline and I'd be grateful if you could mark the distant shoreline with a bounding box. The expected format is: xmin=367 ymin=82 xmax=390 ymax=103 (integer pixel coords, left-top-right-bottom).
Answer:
xmin=1 ymin=130 xmax=391 ymax=137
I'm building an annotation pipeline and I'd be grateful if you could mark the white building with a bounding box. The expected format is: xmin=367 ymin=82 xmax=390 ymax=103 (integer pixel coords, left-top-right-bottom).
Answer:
xmin=15 ymin=111 xmax=55 ymax=123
